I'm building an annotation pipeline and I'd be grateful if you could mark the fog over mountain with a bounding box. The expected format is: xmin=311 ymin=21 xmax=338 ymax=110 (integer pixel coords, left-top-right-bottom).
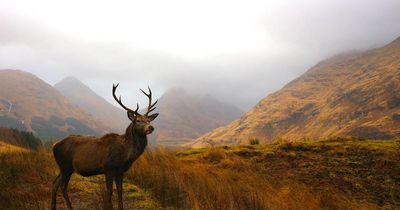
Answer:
xmin=193 ymin=37 xmax=400 ymax=146
xmin=0 ymin=0 xmax=399 ymax=110
xmin=54 ymin=76 xmax=128 ymax=133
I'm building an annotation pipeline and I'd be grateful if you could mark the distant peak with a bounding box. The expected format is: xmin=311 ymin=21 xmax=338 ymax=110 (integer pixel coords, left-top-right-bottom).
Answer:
xmin=55 ymin=76 xmax=84 ymax=87
xmin=59 ymin=76 xmax=80 ymax=83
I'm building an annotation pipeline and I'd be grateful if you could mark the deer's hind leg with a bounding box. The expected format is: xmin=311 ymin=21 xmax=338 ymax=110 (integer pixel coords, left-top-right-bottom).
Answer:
xmin=51 ymin=174 xmax=62 ymax=210
xmin=115 ymin=173 xmax=124 ymax=210
xmin=61 ymin=170 xmax=73 ymax=210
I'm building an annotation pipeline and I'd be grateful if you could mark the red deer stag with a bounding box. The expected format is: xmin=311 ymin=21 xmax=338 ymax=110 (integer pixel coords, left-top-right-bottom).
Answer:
xmin=51 ymin=84 xmax=158 ymax=210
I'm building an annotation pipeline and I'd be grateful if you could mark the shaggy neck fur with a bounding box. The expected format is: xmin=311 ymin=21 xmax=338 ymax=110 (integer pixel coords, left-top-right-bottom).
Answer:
xmin=123 ymin=123 xmax=148 ymax=159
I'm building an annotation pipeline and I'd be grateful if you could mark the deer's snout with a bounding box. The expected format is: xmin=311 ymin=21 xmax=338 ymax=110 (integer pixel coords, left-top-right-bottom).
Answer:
xmin=145 ymin=125 xmax=154 ymax=134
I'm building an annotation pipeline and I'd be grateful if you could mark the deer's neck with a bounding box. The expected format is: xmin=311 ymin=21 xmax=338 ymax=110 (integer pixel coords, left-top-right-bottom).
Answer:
xmin=123 ymin=123 xmax=148 ymax=159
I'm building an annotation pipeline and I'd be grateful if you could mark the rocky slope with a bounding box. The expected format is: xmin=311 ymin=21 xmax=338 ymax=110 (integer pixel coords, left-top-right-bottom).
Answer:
xmin=193 ymin=36 xmax=400 ymax=146
xmin=0 ymin=70 xmax=108 ymax=140
xmin=55 ymin=76 xmax=128 ymax=133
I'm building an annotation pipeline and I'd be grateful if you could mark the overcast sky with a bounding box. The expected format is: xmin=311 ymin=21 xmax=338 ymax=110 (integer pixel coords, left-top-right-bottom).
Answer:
xmin=0 ymin=0 xmax=399 ymax=110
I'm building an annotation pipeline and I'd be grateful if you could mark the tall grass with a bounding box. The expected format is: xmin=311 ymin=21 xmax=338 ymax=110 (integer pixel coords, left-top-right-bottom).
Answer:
xmin=128 ymin=147 xmax=377 ymax=210
xmin=1 ymin=138 xmax=395 ymax=209
xmin=0 ymin=149 xmax=55 ymax=209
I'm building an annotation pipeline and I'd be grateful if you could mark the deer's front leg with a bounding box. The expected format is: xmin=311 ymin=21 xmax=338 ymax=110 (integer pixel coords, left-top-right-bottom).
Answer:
xmin=115 ymin=173 xmax=124 ymax=210
xmin=105 ymin=171 xmax=114 ymax=210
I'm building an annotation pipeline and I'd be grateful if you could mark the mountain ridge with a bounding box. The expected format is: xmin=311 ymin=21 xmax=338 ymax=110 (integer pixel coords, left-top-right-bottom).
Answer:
xmin=193 ymin=36 xmax=400 ymax=146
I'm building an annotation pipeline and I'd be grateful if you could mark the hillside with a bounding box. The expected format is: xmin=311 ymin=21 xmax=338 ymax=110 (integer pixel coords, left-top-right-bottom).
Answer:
xmin=152 ymin=87 xmax=242 ymax=145
xmin=0 ymin=70 xmax=108 ymax=140
xmin=0 ymin=127 xmax=42 ymax=150
xmin=55 ymin=76 xmax=128 ymax=133
xmin=193 ymin=36 xmax=400 ymax=146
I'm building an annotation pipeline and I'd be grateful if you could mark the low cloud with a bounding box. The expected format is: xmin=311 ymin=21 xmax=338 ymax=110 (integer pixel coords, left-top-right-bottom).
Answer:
xmin=0 ymin=0 xmax=399 ymax=110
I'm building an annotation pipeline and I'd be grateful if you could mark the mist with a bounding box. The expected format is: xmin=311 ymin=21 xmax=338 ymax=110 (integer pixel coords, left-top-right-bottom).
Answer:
xmin=0 ymin=0 xmax=399 ymax=110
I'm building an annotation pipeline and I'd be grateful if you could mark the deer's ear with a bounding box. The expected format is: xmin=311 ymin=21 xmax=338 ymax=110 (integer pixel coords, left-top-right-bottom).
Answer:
xmin=148 ymin=113 xmax=159 ymax=121
xmin=127 ymin=111 xmax=137 ymax=122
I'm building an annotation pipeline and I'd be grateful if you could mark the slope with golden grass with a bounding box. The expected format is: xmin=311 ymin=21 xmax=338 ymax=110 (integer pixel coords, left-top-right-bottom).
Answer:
xmin=194 ymin=37 xmax=400 ymax=146
xmin=0 ymin=141 xmax=29 ymax=154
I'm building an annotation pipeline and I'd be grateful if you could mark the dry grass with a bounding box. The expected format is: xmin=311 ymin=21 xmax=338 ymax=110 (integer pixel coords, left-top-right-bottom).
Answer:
xmin=129 ymin=148 xmax=321 ymax=210
xmin=128 ymin=138 xmax=399 ymax=209
xmin=1 ymin=138 xmax=398 ymax=209
xmin=0 ymin=141 xmax=30 ymax=154
xmin=0 ymin=143 xmax=158 ymax=210
xmin=0 ymin=148 xmax=54 ymax=209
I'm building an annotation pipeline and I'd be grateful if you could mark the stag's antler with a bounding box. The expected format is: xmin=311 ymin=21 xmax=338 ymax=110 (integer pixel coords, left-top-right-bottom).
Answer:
xmin=112 ymin=83 xmax=140 ymax=115
xmin=140 ymin=86 xmax=158 ymax=116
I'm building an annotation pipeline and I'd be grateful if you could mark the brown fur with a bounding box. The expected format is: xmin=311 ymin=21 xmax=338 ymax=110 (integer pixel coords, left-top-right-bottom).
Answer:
xmin=51 ymin=85 xmax=158 ymax=210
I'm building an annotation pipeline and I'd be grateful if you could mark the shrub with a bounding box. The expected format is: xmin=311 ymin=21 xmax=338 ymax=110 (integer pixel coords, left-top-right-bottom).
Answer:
xmin=249 ymin=138 xmax=260 ymax=145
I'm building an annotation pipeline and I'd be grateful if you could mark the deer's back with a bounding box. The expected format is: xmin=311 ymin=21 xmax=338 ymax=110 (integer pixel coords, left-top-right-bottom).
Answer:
xmin=53 ymin=134 xmax=126 ymax=176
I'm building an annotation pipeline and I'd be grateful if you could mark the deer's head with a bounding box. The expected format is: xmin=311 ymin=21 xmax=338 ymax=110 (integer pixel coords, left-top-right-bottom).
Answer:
xmin=112 ymin=84 xmax=159 ymax=135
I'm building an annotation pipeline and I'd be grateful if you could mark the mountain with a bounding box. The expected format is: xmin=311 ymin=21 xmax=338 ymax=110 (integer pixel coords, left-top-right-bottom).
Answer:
xmin=54 ymin=78 xmax=243 ymax=145
xmin=0 ymin=70 xmax=108 ymax=140
xmin=55 ymin=76 xmax=128 ymax=133
xmin=193 ymin=36 xmax=400 ymax=146
xmin=152 ymin=87 xmax=243 ymax=145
